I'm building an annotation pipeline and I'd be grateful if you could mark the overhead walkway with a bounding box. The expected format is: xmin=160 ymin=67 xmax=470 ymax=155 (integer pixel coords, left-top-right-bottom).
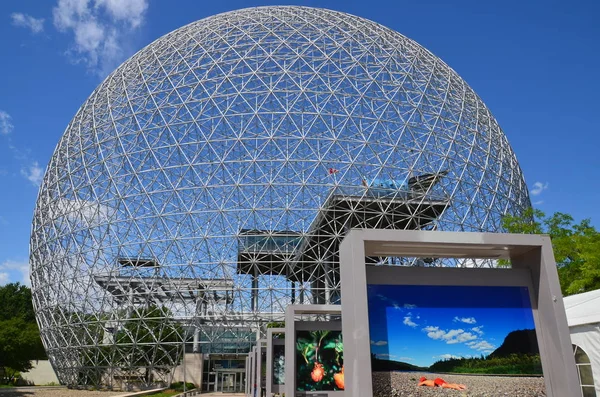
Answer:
xmin=237 ymin=172 xmax=449 ymax=304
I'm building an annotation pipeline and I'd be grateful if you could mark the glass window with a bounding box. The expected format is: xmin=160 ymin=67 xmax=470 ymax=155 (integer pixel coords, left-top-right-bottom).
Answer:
xmin=573 ymin=344 xmax=596 ymax=397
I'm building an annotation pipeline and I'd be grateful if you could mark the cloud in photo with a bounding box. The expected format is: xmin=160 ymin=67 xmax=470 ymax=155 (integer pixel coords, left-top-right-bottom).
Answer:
xmin=435 ymin=354 xmax=461 ymax=360
xmin=467 ymin=340 xmax=495 ymax=352
xmin=454 ymin=316 xmax=477 ymax=324
xmin=371 ymin=340 xmax=388 ymax=346
xmin=423 ymin=326 xmax=477 ymax=344
xmin=403 ymin=314 xmax=418 ymax=328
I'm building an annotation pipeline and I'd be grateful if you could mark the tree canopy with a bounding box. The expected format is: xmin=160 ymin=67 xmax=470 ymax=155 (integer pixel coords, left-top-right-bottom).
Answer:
xmin=0 ymin=282 xmax=36 ymax=322
xmin=0 ymin=318 xmax=46 ymax=378
xmin=502 ymin=208 xmax=600 ymax=296
xmin=114 ymin=305 xmax=183 ymax=385
xmin=0 ymin=283 xmax=46 ymax=383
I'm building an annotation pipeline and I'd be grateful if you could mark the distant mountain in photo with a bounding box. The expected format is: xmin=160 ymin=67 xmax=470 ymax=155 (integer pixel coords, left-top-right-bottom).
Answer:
xmin=489 ymin=328 xmax=539 ymax=358
xmin=371 ymin=354 xmax=425 ymax=371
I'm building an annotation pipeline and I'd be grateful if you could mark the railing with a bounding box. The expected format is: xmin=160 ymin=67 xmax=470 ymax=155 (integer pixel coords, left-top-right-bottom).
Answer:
xmin=238 ymin=231 xmax=302 ymax=254
xmin=329 ymin=185 xmax=447 ymax=202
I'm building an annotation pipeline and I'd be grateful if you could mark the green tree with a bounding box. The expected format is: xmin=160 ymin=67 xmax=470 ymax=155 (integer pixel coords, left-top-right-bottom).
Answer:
xmin=502 ymin=208 xmax=600 ymax=296
xmin=0 ymin=283 xmax=36 ymax=322
xmin=114 ymin=305 xmax=183 ymax=385
xmin=0 ymin=318 xmax=46 ymax=382
xmin=0 ymin=283 xmax=46 ymax=384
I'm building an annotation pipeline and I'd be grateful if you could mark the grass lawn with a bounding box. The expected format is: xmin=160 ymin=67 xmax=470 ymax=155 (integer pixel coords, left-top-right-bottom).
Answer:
xmin=146 ymin=390 xmax=184 ymax=397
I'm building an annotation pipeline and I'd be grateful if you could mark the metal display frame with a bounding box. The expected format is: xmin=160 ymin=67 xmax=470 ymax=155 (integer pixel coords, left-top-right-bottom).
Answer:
xmin=339 ymin=229 xmax=580 ymax=397
xmin=266 ymin=328 xmax=286 ymax=396
xmin=256 ymin=339 xmax=267 ymax=397
xmin=250 ymin=346 xmax=257 ymax=397
xmin=245 ymin=355 xmax=250 ymax=396
xmin=285 ymin=305 xmax=344 ymax=397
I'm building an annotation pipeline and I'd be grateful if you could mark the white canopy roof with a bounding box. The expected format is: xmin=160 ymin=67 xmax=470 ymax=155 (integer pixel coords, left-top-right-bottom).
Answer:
xmin=563 ymin=288 xmax=600 ymax=327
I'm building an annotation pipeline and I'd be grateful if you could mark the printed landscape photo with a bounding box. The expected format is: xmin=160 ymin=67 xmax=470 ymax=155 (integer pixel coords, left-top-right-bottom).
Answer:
xmin=367 ymin=285 xmax=546 ymax=396
xmin=273 ymin=344 xmax=285 ymax=385
xmin=295 ymin=330 xmax=344 ymax=391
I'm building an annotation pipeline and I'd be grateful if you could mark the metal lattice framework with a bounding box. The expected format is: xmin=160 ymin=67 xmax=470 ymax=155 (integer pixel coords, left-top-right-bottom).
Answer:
xmin=29 ymin=6 xmax=530 ymax=388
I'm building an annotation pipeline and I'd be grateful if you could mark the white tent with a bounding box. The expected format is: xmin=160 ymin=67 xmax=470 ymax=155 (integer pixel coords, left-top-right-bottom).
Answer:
xmin=564 ymin=288 xmax=600 ymax=396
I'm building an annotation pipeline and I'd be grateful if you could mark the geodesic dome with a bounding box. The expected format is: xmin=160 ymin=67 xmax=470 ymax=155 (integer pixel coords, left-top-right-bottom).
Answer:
xmin=30 ymin=6 xmax=530 ymax=388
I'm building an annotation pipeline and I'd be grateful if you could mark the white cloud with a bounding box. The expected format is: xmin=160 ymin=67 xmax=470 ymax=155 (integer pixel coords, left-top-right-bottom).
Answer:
xmin=21 ymin=162 xmax=44 ymax=186
xmin=0 ymin=111 xmax=14 ymax=135
xmin=423 ymin=326 xmax=446 ymax=340
xmin=422 ymin=326 xmax=477 ymax=344
xmin=403 ymin=314 xmax=418 ymax=328
xmin=94 ymin=0 xmax=148 ymax=27
xmin=404 ymin=303 xmax=417 ymax=309
xmin=11 ymin=12 xmax=45 ymax=33
xmin=0 ymin=259 xmax=30 ymax=286
xmin=530 ymin=181 xmax=548 ymax=196
xmin=466 ymin=340 xmax=495 ymax=351
xmin=52 ymin=0 xmax=148 ymax=75
xmin=435 ymin=354 xmax=461 ymax=360
xmin=533 ymin=200 xmax=544 ymax=206
xmin=471 ymin=326 xmax=484 ymax=335
xmin=454 ymin=316 xmax=477 ymax=324
xmin=446 ymin=331 xmax=477 ymax=344
xmin=50 ymin=198 xmax=114 ymax=227
xmin=371 ymin=340 xmax=388 ymax=346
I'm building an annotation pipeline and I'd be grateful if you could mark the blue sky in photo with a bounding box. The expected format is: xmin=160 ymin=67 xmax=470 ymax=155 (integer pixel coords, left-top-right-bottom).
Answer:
xmin=1 ymin=0 xmax=599 ymax=285
xmin=367 ymin=285 xmax=536 ymax=368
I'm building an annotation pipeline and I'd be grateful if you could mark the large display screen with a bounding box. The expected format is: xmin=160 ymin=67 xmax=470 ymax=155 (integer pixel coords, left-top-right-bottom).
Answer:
xmin=295 ymin=330 xmax=344 ymax=391
xmin=367 ymin=285 xmax=546 ymax=396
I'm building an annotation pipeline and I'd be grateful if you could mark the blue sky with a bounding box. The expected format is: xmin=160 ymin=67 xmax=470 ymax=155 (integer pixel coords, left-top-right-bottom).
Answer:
xmin=368 ymin=285 xmax=536 ymax=368
xmin=0 ymin=0 xmax=599 ymax=285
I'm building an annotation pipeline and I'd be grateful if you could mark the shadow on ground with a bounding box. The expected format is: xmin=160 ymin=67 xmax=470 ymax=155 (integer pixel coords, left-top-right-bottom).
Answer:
xmin=0 ymin=389 xmax=36 ymax=397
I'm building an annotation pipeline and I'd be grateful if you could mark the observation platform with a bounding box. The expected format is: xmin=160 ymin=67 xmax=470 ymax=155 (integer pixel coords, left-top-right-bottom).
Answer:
xmin=94 ymin=274 xmax=234 ymax=304
xmin=236 ymin=172 xmax=449 ymax=282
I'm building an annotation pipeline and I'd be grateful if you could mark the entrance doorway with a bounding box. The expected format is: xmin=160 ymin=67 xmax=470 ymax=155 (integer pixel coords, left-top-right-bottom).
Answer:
xmin=216 ymin=369 xmax=245 ymax=393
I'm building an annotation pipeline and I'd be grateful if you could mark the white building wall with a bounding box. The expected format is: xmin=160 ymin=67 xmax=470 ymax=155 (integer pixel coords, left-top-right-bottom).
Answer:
xmin=172 ymin=353 xmax=203 ymax=387
xmin=20 ymin=360 xmax=59 ymax=385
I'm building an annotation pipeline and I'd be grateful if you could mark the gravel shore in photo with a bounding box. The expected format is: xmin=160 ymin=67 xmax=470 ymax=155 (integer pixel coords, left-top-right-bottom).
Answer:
xmin=372 ymin=371 xmax=546 ymax=397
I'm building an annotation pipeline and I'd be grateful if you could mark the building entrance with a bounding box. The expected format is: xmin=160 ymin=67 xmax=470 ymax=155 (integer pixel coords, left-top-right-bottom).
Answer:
xmin=216 ymin=369 xmax=245 ymax=393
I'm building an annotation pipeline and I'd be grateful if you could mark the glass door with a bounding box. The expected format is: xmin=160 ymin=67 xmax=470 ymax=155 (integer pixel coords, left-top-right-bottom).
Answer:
xmin=221 ymin=372 xmax=235 ymax=393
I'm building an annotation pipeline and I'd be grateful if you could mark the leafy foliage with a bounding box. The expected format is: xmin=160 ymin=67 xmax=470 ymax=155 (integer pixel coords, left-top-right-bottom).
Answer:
xmin=429 ymin=327 xmax=542 ymax=375
xmin=114 ymin=305 xmax=183 ymax=384
xmin=0 ymin=283 xmax=46 ymax=384
xmin=169 ymin=381 xmax=196 ymax=391
xmin=0 ymin=318 xmax=46 ymax=382
xmin=429 ymin=353 xmax=542 ymax=375
xmin=296 ymin=330 xmax=344 ymax=391
xmin=502 ymin=208 xmax=600 ymax=296
xmin=0 ymin=283 xmax=36 ymax=322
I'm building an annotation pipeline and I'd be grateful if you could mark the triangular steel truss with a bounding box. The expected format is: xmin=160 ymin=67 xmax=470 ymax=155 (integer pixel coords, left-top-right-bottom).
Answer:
xmin=29 ymin=6 xmax=530 ymax=389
